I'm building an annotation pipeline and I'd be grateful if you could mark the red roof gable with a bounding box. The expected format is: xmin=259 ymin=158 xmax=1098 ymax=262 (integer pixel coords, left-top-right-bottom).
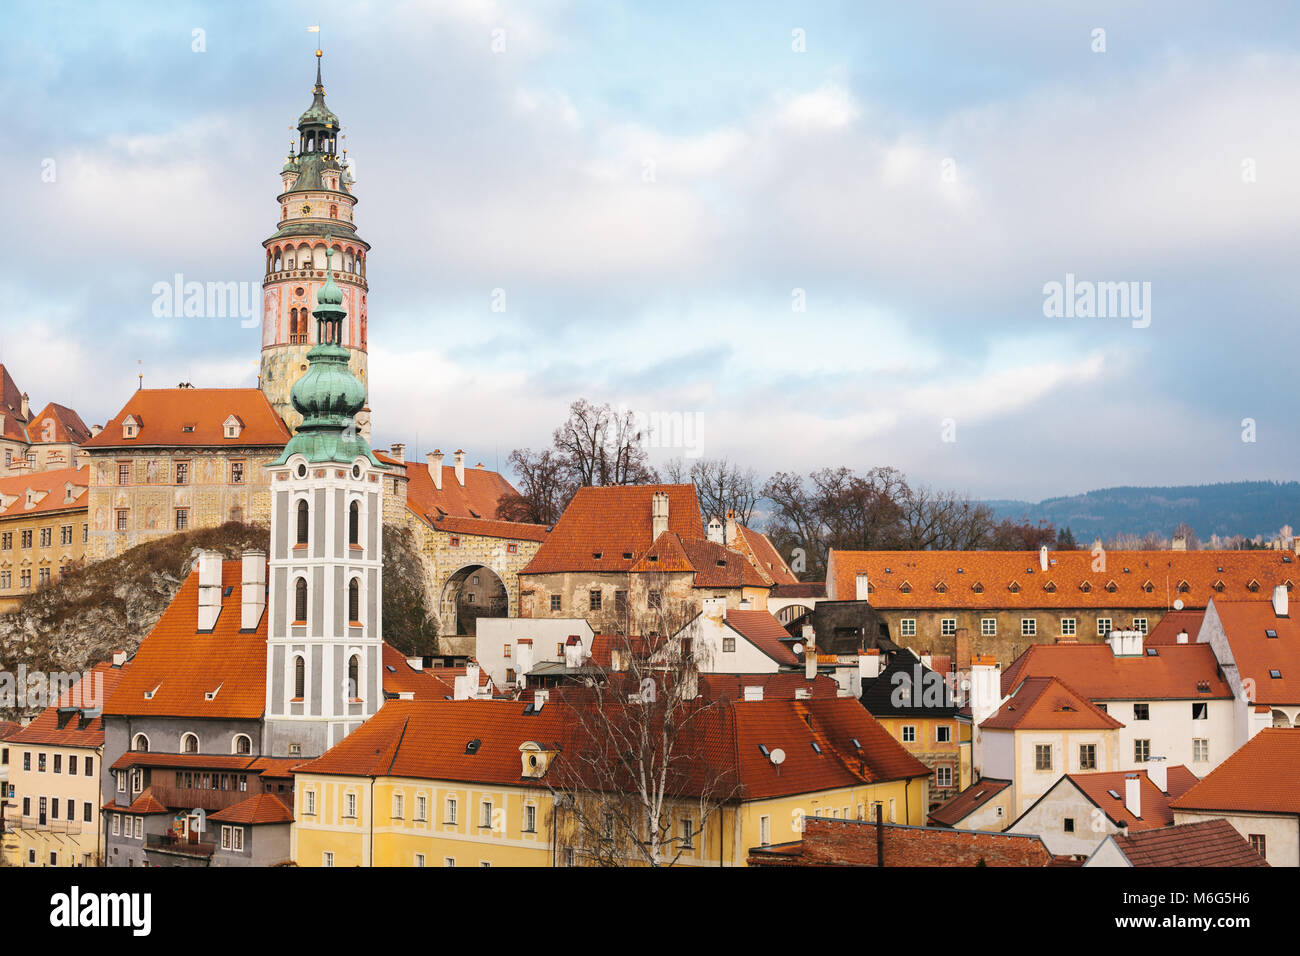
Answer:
xmin=8 ymin=659 xmax=129 ymax=748
xmin=736 ymin=525 xmax=801 ymax=586
xmin=1000 ymin=642 xmax=1230 ymax=701
xmin=25 ymin=402 xmax=91 ymax=445
xmin=0 ymin=466 xmax=88 ymax=518
xmin=1211 ymin=599 xmax=1300 ymax=706
xmin=1105 ymin=818 xmax=1269 ymax=867
xmin=1171 ymin=728 xmax=1300 ymax=815
xmin=1065 ymin=765 xmax=1199 ymax=830
xmin=725 ymin=609 xmax=800 ymax=666
xmin=82 ymin=388 xmax=290 ymax=449
xmin=209 ymin=792 xmax=294 ymax=825
xmin=398 ymin=458 xmax=520 ymax=522
xmin=981 ymin=675 xmax=1124 ymax=731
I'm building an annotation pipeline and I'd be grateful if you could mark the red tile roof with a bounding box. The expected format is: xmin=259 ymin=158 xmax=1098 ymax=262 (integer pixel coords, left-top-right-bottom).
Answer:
xmin=427 ymin=514 xmax=548 ymax=542
xmin=381 ymin=644 xmax=492 ymax=698
xmin=696 ymin=673 xmax=842 ymax=700
xmin=1170 ymin=728 xmax=1300 ymax=815
xmin=0 ymin=365 xmax=26 ymax=440
xmin=8 ymin=660 xmax=129 ymax=748
xmin=1145 ymin=608 xmax=1206 ymax=644
xmin=725 ymin=609 xmax=800 ymax=666
xmin=0 ymin=466 xmax=88 ymax=518
xmin=396 ymin=457 xmax=520 ymax=522
xmin=209 ymin=792 xmax=294 ymax=825
xmin=25 ymin=402 xmax=91 ymax=445
xmin=679 ymin=537 xmax=770 ymax=589
xmin=828 ymin=549 xmax=1300 ymax=609
xmin=0 ymin=720 xmax=21 ymax=740
xmin=82 ymin=388 xmax=290 ymax=449
xmin=1104 ymin=819 xmax=1269 ymax=867
xmin=1064 ymin=766 xmax=1200 ymax=830
xmin=748 ymin=816 xmax=1054 ymax=867
xmin=1211 ymin=599 xmax=1300 ymax=705
xmin=110 ymin=752 xmax=301 ymax=772
xmin=734 ymin=525 xmax=801 ymax=586
xmin=928 ymin=778 xmax=1012 ymax=827
xmin=107 ymin=788 xmax=171 ymax=815
xmin=981 ymin=675 xmax=1124 ymax=731
xmin=1000 ymin=642 xmax=1230 ymax=701
xmin=522 ymin=484 xmax=704 ymax=575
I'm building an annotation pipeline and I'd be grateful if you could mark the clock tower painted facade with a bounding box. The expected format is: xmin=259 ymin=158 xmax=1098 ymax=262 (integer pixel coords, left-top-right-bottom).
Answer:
xmin=260 ymin=51 xmax=370 ymax=435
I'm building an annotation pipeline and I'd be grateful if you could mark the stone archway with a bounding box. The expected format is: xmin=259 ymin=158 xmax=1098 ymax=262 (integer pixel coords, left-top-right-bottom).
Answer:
xmin=775 ymin=603 xmax=814 ymax=626
xmin=440 ymin=564 xmax=509 ymax=638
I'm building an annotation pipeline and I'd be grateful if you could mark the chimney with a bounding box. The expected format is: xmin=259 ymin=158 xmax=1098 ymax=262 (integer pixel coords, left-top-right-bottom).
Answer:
xmin=406 ymin=657 xmax=423 ymax=671
xmin=112 ymin=649 xmax=127 ymax=668
xmin=855 ymin=572 xmax=870 ymax=602
xmin=858 ymin=648 xmax=882 ymax=680
xmin=20 ymin=393 xmax=29 ymax=419
xmin=804 ymin=630 xmax=817 ymax=681
xmin=240 ymin=549 xmax=267 ymax=630
xmin=1146 ymin=756 xmax=1168 ymax=793
xmin=1171 ymin=534 xmax=1187 ymax=551
xmin=389 ymin=442 xmax=405 ymax=463
xmin=738 ymin=597 xmax=751 ymax=610
xmin=725 ymin=509 xmax=737 ymax=546
xmin=564 ymin=636 xmax=584 ymax=669
xmin=454 ymin=450 xmax=466 ymax=486
xmin=397 ymin=691 xmax=415 ymax=701
xmin=1176 ymin=629 xmax=1189 ymax=644
xmin=90 ymin=424 xmax=102 ymax=437
xmin=1124 ymin=773 xmax=1142 ymax=820
xmin=920 ymin=652 xmax=933 ymax=671
xmin=1108 ymin=629 xmax=1143 ymax=657
xmin=651 ymin=491 xmax=669 ymax=539
xmin=969 ymin=655 xmax=1002 ymax=726
xmin=743 ymin=685 xmax=763 ymax=702
xmin=702 ymin=597 xmax=725 ymax=621
xmin=454 ymin=661 xmax=481 ymax=700
xmin=1038 ymin=545 xmax=1049 ymax=572
xmin=1273 ymin=584 xmax=1289 ymax=618
xmin=516 ymin=639 xmax=533 ymax=684
xmin=427 ymin=450 xmax=443 ymax=490
xmin=706 ymin=517 xmax=724 ymax=544
xmin=197 ymin=550 xmax=223 ymax=630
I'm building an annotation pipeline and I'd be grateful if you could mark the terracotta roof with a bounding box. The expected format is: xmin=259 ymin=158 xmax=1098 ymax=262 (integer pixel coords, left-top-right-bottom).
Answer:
xmin=748 ymin=817 xmax=1053 ymax=867
xmin=928 ymin=778 xmax=1011 ymax=827
xmin=106 ymin=788 xmax=171 ymax=815
xmin=428 ymin=513 xmax=548 ymax=542
xmin=1103 ymin=819 xmax=1269 ymax=867
xmin=828 ymin=549 xmax=1300 ymax=609
xmin=381 ymin=644 xmax=492 ymax=698
xmin=679 ymin=537 xmax=770 ymax=589
xmin=1063 ymin=766 xmax=1200 ymax=830
xmin=1145 ymin=608 xmax=1206 ymax=644
xmin=734 ymin=525 xmax=801 ymax=586
xmin=110 ymin=752 xmax=302 ymax=773
xmin=208 ymin=792 xmax=294 ymax=825
xmin=696 ymin=673 xmax=842 ymax=700
xmin=1171 ymin=728 xmax=1300 ymax=815
xmin=1000 ymin=642 xmax=1230 ymax=701
xmin=0 ymin=365 xmax=26 ymax=439
xmin=104 ymin=561 xmax=268 ymax=719
xmin=81 ymin=388 xmax=290 ymax=449
xmin=399 ymin=457 xmax=520 ymax=522
xmin=0 ymin=720 xmax=21 ymax=740
xmin=8 ymin=660 xmax=129 ymax=748
xmin=724 ymin=610 xmax=800 ymax=666
xmin=25 ymin=402 xmax=91 ymax=445
xmin=981 ymin=675 xmax=1124 ymax=731
xmin=0 ymin=466 xmax=88 ymax=519
xmin=522 ymin=484 xmax=704 ymax=575
xmin=1210 ymin=599 xmax=1300 ymax=705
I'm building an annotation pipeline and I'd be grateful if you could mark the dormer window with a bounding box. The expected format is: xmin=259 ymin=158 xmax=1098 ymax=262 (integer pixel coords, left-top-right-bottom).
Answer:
xmin=898 ymin=581 xmax=912 ymax=594
xmin=971 ymin=582 xmax=984 ymax=593
xmin=934 ymin=581 xmax=947 ymax=593
xmin=1141 ymin=580 xmax=1155 ymax=593
xmin=122 ymin=415 xmax=140 ymax=439
xmin=1079 ymin=581 xmax=1092 ymax=592
xmin=1247 ymin=580 xmax=1261 ymax=593
xmin=181 ymin=424 xmax=195 ymax=433
xmin=1105 ymin=580 xmax=1118 ymax=593
xmin=223 ymin=415 xmax=243 ymax=439
xmin=1008 ymin=581 xmax=1020 ymax=593
xmin=1043 ymin=580 xmax=1056 ymax=593
xmin=1177 ymin=580 xmax=1190 ymax=593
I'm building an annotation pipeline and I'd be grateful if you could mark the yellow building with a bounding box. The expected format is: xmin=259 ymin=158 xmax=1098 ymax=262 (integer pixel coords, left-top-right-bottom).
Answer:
xmin=0 ymin=466 xmax=88 ymax=612
xmin=6 ymin=657 xmax=129 ymax=867
xmin=292 ymin=693 xmax=929 ymax=867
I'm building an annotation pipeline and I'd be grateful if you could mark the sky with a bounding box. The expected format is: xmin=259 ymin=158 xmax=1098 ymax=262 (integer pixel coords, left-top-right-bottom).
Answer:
xmin=1 ymin=0 xmax=1298 ymax=500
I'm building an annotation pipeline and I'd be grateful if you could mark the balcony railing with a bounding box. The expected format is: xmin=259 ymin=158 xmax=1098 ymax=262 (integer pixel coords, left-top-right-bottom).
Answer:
xmin=144 ymin=783 xmax=252 ymax=813
xmin=15 ymin=815 xmax=82 ymax=834
xmin=145 ymin=833 xmax=216 ymax=857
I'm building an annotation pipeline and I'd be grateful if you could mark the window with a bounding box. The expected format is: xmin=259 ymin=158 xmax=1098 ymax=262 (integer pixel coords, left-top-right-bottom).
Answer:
xmin=523 ymin=804 xmax=537 ymax=833
xmin=589 ymin=589 xmax=602 ymax=611
xmin=550 ymin=594 xmax=561 ymax=611
xmin=68 ymin=754 xmax=77 ymax=774
xmin=53 ymin=753 xmax=61 ymax=773
xmin=112 ymin=814 xmax=120 ymax=835
xmin=1091 ymin=617 xmax=1111 ymax=637
xmin=294 ymin=579 xmax=308 ymax=623
xmin=134 ymin=817 xmax=143 ymax=838
xmin=1192 ymin=702 xmax=1207 ymax=720
xmin=221 ymin=825 xmax=233 ymax=850
xmin=1193 ymin=738 xmax=1209 ymax=762
xmin=722 ymin=636 xmax=736 ymax=653
xmin=1021 ymin=618 xmax=1037 ymax=637
xmin=175 ymin=508 xmax=188 ymax=530
xmin=1133 ymin=703 xmax=1149 ymax=720
xmin=233 ymin=734 xmax=251 ymax=755
xmin=21 ymin=530 xmax=31 ymax=548
xmin=680 ymin=817 xmax=693 ymax=849
xmin=449 ymin=536 xmax=460 ymax=548
xmin=38 ymin=568 xmax=49 ymax=586
xmin=116 ymin=771 xmax=125 ymax=793
xmin=349 ymin=501 xmax=360 ymax=546
xmin=296 ymin=500 xmax=309 ymax=545
xmin=1133 ymin=618 xmax=1148 ymax=634
xmin=446 ymin=797 xmax=458 ymax=825
xmin=901 ymin=725 xmax=916 ymax=743
xmin=232 ymin=827 xmax=243 ymax=851
xmin=0 ymin=533 xmax=9 ymax=550
xmin=344 ymin=792 xmax=357 ymax=818
xmin=305 ymin=790 xmax=317 ymax=815
xmin=1079 ymin=743 xmax=1096 ymax=770
xmin=1064 ymin=817 xmax=1075 ymax=833
xmin=118 ymin=463 xmax=130 ymax=485
xmin=60 ymin=524 xmax=72 ymax=545
xmin=347 ymin=655 xmax=360 ymax=699
xmin=1034 ymin=744 xmax=1052 ymax=771
xmin=760 ymin=815 xmax=771 ymax=846
xmin=936 ymin=725 xmax=952 ymax=743
xmin=941 ymin=618 xmax=956 ymax=636
xmin=445 ymin=857 xmax=456 ymax=867
xmin=323 ymin=851 xmax=335 ymax=867
xmin=231 ymin=462 xmax=244 ymax=484
xmin=293 ymin=656 xmax=306 ymax=699
xmin=175 ymin=462 xmax=188 ymax=484
xmin=85 ymin=755 xmax=93 ymax=776
xmin=38 ymin=752 xmax=46 ymax=772
xmin=415 ymin=794 xmax=427 ymax=822
xmin=648 ymin=590 xmax=662 ymax=609
xmin=19 ymin=570 xmax=29 ymax=589
xmin=1248 ymin=834 xmax=1266 ymax=858
xmin=1061 ymin=617 xmax=1076 ymax=636
xmin=348 ymin=579 xmax=360 ymax=623
xmin=1134 ymin=739 xmax=1151 ymax=763
xmin=40 ymin=527 xmax=51 ymax=547
xmin=900 ymin=619 xmax=916 ymax=637
xmin=980 ymin=618 xmax=996 ymax=636
xmin=116 ymin=510 xmax=128 ymax=531
xmin=393 ymin=793 xmax=404 ymax=819
xmin=935 ymin=766 xmax=953 ymax=788
xmin=480 ymin=800 xmax=493 ymax=829
xmin=414 ymin=853 xmax=426 ymax=867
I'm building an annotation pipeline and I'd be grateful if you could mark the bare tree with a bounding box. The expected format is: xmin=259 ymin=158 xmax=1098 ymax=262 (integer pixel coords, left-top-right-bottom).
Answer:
xmin=663 ymin=456 xmax=759 ymax=526
xmin=497 ymin=447 xmax=571 ymax=526
xmin=552 ymin=398 xmax=658 ymax=488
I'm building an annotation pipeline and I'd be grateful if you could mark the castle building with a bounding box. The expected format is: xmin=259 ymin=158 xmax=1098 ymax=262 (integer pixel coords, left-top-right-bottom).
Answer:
xmin=259 ymin=51 xmax=370 ymax=433
xmin=0 ymin=364 xmax=93 ymax=478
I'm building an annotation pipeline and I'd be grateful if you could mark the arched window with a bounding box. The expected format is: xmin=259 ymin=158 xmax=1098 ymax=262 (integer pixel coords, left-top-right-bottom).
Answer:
xmin=348 ymin=578 xmax=360 ymax=623
xmin=294 ymin=578 xmax=308 ymax=623
xmin=294 ymin=656 xmax=306 ymax=699
xmin=348 ymin=655 xmax=360 ymax=699
xmin=181 ymin=733 xmax=199 ymax=754
xmin=329 ymin=203 xmax=338 ymax=219
xmin=296 ymin=499 xmax=309 ymax=545
xmin=232 ymin=734 xmax=252 ymax=756
xmin=132 ymin=734 xmax=149 ymax=753
xmin=349 ymin=500 xmax=360 ymax=546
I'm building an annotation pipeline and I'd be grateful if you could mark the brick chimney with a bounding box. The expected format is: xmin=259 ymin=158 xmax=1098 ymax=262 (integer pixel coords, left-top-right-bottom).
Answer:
xmin=240 ymin=549 xmax=267 ymax=630
xmin=427 ymin=450 xmax=443 ymax=490
xmin=389 ymin=443 xmax=405 ymax=463
xmin=651 ymin=491 xmax=669 ymax=539
xmin=725 ymin=509 xmax=737 ymax=546
xmin=454 ymin=449 xmax=465 ymax=487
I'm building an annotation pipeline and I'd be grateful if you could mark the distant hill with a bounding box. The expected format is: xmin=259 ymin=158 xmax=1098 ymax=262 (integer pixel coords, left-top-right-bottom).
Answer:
xmin=985 ymin=481 xmax=1300 ymax=543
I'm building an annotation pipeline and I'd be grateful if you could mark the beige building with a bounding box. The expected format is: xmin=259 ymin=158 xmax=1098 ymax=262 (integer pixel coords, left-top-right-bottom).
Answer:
xmin=0 ymin=466 xmax=89 ymax=611
xmin=81 ymin=388 xmax=290 ymax=559
xmin=0 ymin=365 xmax=92 ymax=479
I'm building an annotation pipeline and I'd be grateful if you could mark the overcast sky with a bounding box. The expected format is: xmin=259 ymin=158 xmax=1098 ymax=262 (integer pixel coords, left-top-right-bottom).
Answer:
xmin=2 ymin=0 xmax=1298 ymax=500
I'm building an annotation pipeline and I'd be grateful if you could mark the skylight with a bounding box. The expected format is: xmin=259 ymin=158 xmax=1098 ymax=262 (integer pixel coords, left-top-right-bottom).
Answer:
xmin=758 ymin=744 xmax=770 ymax=757
xmin=810 ymin=741 xmax=822 ymax=754
xmin=465 ymin=739 xmax=482 ymax=754
xmin=1266 ymin=629 xmax=1278 ymax=639
xmin=1146 ymin=648 xmax=1159 ymax=656
xmin=1107 ymin=789 xmax=1121 ymax=800
xmin=1270 ymin=669 xmax=1282 ymax=679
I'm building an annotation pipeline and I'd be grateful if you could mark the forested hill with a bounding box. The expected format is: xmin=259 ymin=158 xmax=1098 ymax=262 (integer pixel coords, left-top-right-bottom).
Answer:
xmin=985 ymin=481 xmax=1300 ymax=543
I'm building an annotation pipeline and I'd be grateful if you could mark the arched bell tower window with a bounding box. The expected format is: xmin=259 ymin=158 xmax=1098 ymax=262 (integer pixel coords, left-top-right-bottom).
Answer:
xmin=294 ymin=656 xmax=306 ymax=699
xmin=347 ymin=655 xmax=360 ymax=700
xmin=294 ymin=578 xmax=308 ymax=623
xmin=296 ymin=499 xmax=309 ymax=545
xmin=348 ymin=578 xmax=361 ymax=623
xmin=349 ymin=501 xmax=360 ymax=546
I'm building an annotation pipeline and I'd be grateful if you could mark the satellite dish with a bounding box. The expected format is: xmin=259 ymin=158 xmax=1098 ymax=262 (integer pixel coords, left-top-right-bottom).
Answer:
xmin=1173 ymin=599 xmax=1185 ymax=610
xmin=770 ymin=748 xmax=786 ymax=766
xmin=792 ymin=643 xmax=804 ymax=656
